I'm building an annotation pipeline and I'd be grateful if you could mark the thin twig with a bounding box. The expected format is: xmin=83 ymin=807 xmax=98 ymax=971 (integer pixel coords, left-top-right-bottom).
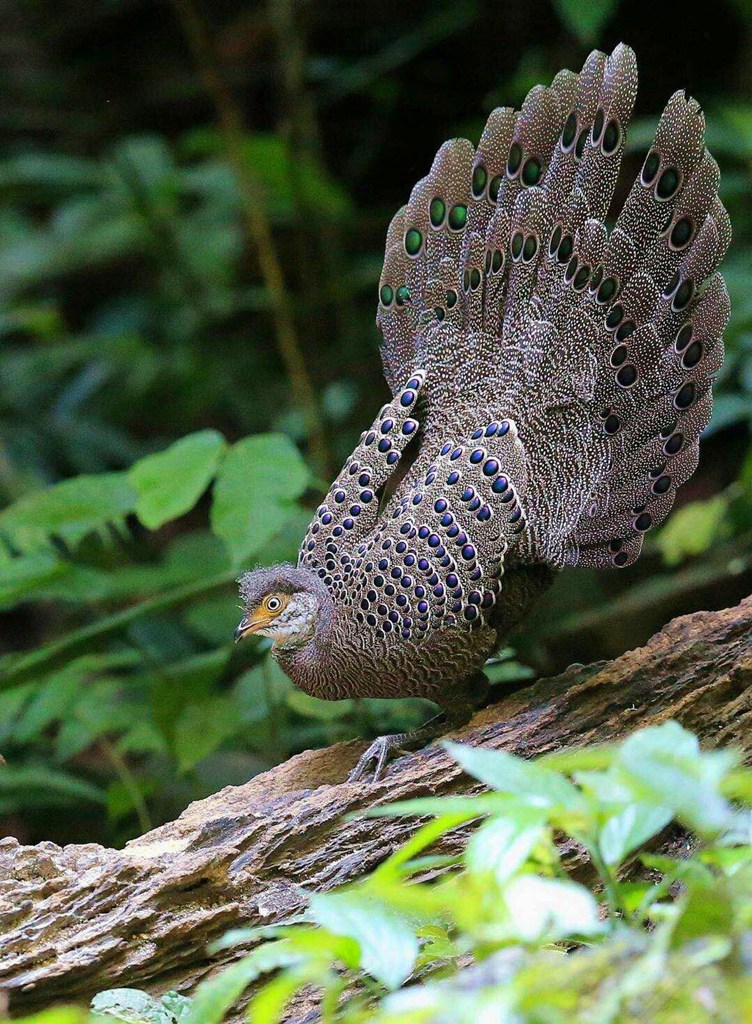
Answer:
xmin=98 ymin=735 xmax=153 ymax=835
xmin=170 ymin=0 xmax=331 ymax=479
xmin=269 ymin=0 xmax=363 ymax=369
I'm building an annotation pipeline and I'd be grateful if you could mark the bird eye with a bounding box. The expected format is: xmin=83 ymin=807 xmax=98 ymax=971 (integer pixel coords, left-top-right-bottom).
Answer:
xmin=265 ymin=596 xmax=281 ymax=612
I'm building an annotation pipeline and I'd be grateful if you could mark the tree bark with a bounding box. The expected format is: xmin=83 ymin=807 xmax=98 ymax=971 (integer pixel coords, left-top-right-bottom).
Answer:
xmin=1 ymin=597 xmax=751 ymax=1017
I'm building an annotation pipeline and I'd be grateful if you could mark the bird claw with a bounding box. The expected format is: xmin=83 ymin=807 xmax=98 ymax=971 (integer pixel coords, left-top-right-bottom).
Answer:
xmin=347 ymin=734 xmax=409 ymax=783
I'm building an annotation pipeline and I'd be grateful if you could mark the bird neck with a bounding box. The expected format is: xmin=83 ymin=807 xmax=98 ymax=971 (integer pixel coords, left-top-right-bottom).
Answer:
xmin=273 ymin=579 xmax=339 ymax=694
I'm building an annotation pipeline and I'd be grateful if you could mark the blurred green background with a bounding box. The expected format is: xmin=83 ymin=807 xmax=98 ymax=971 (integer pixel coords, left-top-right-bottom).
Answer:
xmin=0 ymin=0 xmax=750 ymax=847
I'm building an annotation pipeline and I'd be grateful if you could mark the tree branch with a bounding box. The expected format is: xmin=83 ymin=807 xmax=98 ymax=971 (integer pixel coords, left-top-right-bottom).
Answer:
xmin=1 ymin=597 xmax=751 ymax=1016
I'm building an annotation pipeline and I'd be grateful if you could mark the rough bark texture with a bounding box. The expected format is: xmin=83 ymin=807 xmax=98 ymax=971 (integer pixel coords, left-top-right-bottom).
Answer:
xmin=1 ymin=597 xmax=751 ymax=1017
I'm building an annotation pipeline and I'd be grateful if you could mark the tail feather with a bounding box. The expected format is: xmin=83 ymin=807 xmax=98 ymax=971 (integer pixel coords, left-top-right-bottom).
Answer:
xmin=375 ymin=44 xmax=730 ymax=573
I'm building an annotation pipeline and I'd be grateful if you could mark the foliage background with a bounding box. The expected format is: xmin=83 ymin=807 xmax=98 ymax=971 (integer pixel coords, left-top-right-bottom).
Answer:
xmin=0 ymin=0 xmax=750 ymax=847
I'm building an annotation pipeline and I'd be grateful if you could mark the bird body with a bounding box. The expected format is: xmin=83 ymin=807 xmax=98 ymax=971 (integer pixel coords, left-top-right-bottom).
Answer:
xmin=236 ymin=45 xmax=730 ymax=777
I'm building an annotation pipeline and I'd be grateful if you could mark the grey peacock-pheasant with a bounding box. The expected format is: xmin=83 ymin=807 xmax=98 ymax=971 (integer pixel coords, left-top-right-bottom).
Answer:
xmin=235 ymin=44 xmax=730 ymax=781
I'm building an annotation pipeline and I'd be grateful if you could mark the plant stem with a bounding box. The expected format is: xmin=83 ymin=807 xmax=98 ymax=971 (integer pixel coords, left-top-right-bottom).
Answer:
xmin=587 ymin=841 xmax=624 ymax=925
xmin=99 ymin=735 xmax=153 ymax=834
xmin=170 ymin=0 xmax=331 ymax=480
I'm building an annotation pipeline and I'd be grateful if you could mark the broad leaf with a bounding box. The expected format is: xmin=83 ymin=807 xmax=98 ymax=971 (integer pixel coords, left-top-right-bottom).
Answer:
xmin=308 ymin=890 xmax=418 ymax=990
xmin=503 ymin=876 xmax=603 ymax=941
xmin=599 ymin=803 xmax=673 ymax=866
xmin=445 ymin=740 xmax=584 ymax=812
xmin=129 ymin=429 xmax=226 ymax=530
xmin=615 ymin=722 xmax=736 ymax=835
xmin=466 ymin=810 xmax=548 ymax=882
xmin=173 ymin=694 xmax=240 ymax=772
xmin=210 ymin=433 xmax=309 ymax=564
xmin=91 ymin=986 xmax=185 ymax=1023
xmin=0 ymin=472 xmax=136 ymax=552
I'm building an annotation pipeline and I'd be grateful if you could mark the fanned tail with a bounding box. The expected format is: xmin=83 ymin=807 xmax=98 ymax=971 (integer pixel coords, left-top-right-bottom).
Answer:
xmin=376 ymin=43 xmax=729 ymax=573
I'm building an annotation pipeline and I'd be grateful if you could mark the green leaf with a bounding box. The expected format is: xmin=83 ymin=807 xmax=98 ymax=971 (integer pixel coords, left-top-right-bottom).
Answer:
xmin=92 ymin=986 xmax=192 ymax=1023
xmin=184 ymin=942 xmax=300 ymax=1024
xmin=12 ymin=663 xmax=83 ymax=742
xmin=599 ymin=803 xmax=673 ymax=867
xmin=91 ymin=987 xmax=164 ymax=1022
xmin=129 ymin=430 xmax=226 ymax=530
xmin=308 ymin=890 xmax=419 ymax=990
xmin=503 ymin=875 xmax=603 ymax=941
xmin=0 ymin=764 xmax=106 ymax=812
xmin=615 ymin=722 xmax=736 ymax=835
xmin=248 ymin=963 xmax=328 ymax=1024
xmin=210 ymin=433 xmax=310 ymax=565
xmin=444 ymin=740 xmax=585 ymax=812
xmin=362 ymin=794 xmax=509 ymax=819
xmin=0 ymin=472 xmax=136 ymax=552
xmin=551 ymin=0 xmax=619 ymax=43
xmin=655 ymin=495 xmax=730 ymax=566
xmin=15 ymin=1010 xmax=91 ymax=1024
xmin=0 ymin=550 xmax=67 ymax=610
xmin=466 ymin=810 xmax=548 ymax=882
xmin=173 ymin=694 xmax=240 ymax=772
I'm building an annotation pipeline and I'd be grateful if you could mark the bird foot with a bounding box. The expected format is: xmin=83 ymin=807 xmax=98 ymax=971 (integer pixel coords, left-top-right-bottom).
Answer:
xmin=347 ymin=734 xmax=411 ymax=784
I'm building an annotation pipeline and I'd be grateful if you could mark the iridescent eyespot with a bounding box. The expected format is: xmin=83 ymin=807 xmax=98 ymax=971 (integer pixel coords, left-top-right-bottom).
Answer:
xmin=669 ymin=216 xmax=693 ymax=250
xmin=672 ymin=279 xmax=694 ymax=311
xmin=448 ymin=204 xmax=468 ymax=231
xmin=430 ymin=197 xmax=446 ymax=227
xmin=472 ymin=163 xmax=488 ymax=198
xmin=674 ymin=323 xmax=693 ymax=351
xmin=674 ymin=382 xmax=696 ymax=409
xmin=589 ymin=266 xmax=603 ymax=292
xmin=561 ymin=112 xmax=577 ymax=151
xmin=549 ymin=224 xmax=562 ymax=257
xmin=596 ymin=276 xmax=619 ymax=304
xmin=641 ymin=149 xmax=660 ymax=186
xmin=404 ymin=229 xmax=423 ymax=256
xmin=557 ymin=233 xmax=574 ymax=264
xmin=656 ymin=166 xmax=680 ymax=201
xmin=564 ymin=256 xmax=578 ymax=283
xmin=573 ymin=265 xmax=590 ymax=291
xmin=616 ymin=364 xmax=638 ymax=388
xmin=507 ymin=142 xmax=523 ymax=177
xmin=522 ymin=234 xmax=538 ymax=262
xmin=602 ymin=119 xmax=621 ymax=155
xmin=521 ymin=157 xmax=542 ymax=187
xmin=682 ymin=341 xmax=703 ymax=368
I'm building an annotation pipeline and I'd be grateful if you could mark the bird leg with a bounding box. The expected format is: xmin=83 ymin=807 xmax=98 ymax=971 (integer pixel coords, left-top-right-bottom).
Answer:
xmin=347 ymin=676 xmax=486 ymax=783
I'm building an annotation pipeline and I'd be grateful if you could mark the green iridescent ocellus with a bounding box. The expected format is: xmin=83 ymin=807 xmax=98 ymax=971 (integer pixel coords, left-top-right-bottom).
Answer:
xmin=235 ymin=45 xmax=730 ymax=781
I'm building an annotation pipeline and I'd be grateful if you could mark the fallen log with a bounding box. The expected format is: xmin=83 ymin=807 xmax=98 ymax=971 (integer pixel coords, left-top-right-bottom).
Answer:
xmin=0 ymin=597 xmax=751 ymax=1017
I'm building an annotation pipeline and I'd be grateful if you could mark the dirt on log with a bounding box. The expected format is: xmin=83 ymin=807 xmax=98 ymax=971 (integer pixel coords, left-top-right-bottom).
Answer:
xmin=1 ymin=597 xmax=751 ymax=1017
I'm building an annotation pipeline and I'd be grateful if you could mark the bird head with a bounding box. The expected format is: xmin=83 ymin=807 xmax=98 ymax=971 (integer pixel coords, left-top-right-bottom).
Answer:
xmin=234 ymin=563 xmax=329 ymax=650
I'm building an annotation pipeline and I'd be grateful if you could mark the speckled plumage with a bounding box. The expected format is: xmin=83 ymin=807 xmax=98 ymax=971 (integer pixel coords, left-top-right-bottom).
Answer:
xmin=238 ymin=45 xmax=729 ymax=748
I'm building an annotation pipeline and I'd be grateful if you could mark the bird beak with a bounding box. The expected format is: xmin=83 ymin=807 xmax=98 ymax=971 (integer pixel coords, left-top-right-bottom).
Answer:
xmin=233 ymin=612 xmax=267 ymax=642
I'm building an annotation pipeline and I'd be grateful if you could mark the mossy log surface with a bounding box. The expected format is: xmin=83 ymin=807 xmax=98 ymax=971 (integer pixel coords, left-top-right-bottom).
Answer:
xmin=1 ymin=597 xmax=751 ymax=1018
